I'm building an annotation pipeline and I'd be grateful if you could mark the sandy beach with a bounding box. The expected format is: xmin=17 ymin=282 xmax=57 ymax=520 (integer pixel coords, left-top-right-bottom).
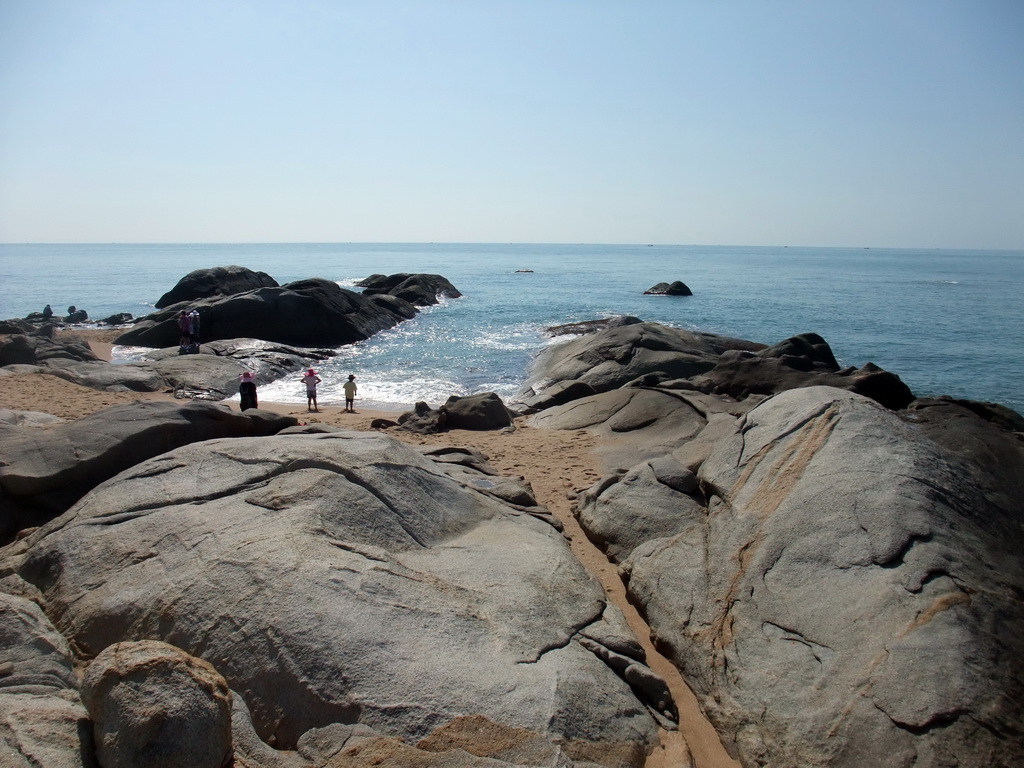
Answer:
xmin=0 ymin=328 xmax=739 ymax=768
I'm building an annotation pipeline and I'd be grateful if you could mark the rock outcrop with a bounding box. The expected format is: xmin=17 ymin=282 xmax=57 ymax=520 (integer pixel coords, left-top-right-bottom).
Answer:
xmin=521 ymin=322 xmax=763 ymax=396
xmin=356 ymin=273 xmax=462 ymax=307
xmin=116 ymin=278 xmax=420 ymax=348
xmin=81 ymin=640 xmax=233 ymax=768
xmin=0 ymin=592 xmax=94 ymax=768
xmin=155 ymin=265 xmax=279 ymax=309
xmin=0 ymin=401 xmax=298 ymax=538
xmin=643 ymin=281 xmax=692 ymax=296
xmin=572 ymin=386 xmax=1024 ymax=767
xmin=2 ymin=431 xmax=663 ymax=765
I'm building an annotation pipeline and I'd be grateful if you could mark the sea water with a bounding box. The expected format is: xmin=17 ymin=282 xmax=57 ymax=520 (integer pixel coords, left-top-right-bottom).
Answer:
xmin=1 ymin=243 xmax=1021 ymax=414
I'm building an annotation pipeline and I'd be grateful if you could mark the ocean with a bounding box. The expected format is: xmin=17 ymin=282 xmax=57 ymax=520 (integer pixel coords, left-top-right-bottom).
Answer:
xmin=1 ymin=243 xmax=1022 ymax=414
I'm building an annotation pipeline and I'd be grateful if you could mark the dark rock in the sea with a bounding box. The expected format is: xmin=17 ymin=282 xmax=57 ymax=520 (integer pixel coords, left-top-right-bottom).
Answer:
xmin=444 ymin=392 xmax=516 ymax=431
xmin=0 ymin=401 xmax=298 ymax=538
xmin=0 ymin=333 xmax=98 ymax=366
xmin=155 ymin=265 xmax=279 ymax=309
xmin=116 ymin=278 xmax=415 ymax=348
xmin=575 ymin=386 xmax=1024 ymax=767
xmin=522 ymin=322 xmax=763 ymax=397
xmin=101 ymin=312 xmax=133 ymax=325
xmin=689 ymin=334 xmax=915 ymax=410
xmin=63 ymin=309 xmax=87 ymax=324
xmin=643 ymin=281 xmax=692 ymax=296
xmin=3 ymin=432 xmax=659 ymax=761
xmin=356 ymin=273 xmax=463 ymax=307
xmin=544 ymin=316 xmax=643 ymax=337
xmin=81 ymin=640 xmax=233 ymax=768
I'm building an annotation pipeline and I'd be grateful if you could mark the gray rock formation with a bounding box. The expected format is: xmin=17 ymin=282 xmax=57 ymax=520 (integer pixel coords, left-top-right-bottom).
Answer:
xmin=155 ymin=265 xmax=280 ymax=309
xmin=689 ymin=332 xmax=915 ymax=410
xmin=544 ymin=316 xmax=643 ymax=337
xmin=116 ymin=278 xmax=418 ymax=348
xmin=575 ymin=386 xmax=1024 ymax=767
xmin=3 ymin=431 xmax=661 ymax=765
xmin=11 ymin=338 xmax=335 ymax=401
xmin=444 ymin=392 xmax=516 ymax=431
xmin=81 ymin=641 xmax=233 ymax=768
xmin=0 ymin=331 xmax=98 ymax=366
xmin=0 ymin=401 xmax=298 ymax=538
xmin=521 ymin=322 xmax=763 ymax=397
xmin=0 ymin=592 xmax=96 ymax=767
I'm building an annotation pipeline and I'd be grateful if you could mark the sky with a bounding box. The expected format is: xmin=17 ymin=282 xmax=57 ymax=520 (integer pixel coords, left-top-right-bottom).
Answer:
xmin=0 ymin=0 xmax=1022 ymax=248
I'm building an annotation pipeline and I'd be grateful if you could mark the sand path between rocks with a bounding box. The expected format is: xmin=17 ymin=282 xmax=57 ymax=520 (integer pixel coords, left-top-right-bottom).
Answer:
xmin=275 ymin=405 xmax=740 ymax=768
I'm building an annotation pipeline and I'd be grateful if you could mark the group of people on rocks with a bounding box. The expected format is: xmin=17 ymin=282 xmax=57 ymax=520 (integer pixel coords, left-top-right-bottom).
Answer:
xmin=238 ymin=368 xmax=358 ymax=413
xmin=176 ymin=309 xmax=201 ymax=349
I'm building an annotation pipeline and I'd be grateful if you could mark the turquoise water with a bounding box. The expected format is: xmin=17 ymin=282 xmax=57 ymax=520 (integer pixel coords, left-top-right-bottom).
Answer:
xmin=1 ymin=243 xmax=1021 ymax=413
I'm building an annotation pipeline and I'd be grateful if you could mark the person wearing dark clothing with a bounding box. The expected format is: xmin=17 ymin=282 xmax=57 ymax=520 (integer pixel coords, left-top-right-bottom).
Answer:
xmin=239 ymin=371 xmax=258 ymax=410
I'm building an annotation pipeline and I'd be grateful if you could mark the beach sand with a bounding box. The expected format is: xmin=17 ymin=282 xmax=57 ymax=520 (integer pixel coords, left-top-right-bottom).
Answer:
xmin=0 ymin=329 xmax=738 ymax=768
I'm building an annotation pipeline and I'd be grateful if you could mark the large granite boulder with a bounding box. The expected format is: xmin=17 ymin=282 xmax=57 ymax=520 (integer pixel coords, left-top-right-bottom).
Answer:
xmin=116 ymin=278 xmax=417 ymax=348
xmin=4 ymin=431 xmax=661 ymax=765
xmin=81 ymin=640 xmax=233 ymax=768
xmin=0 ymin=401 xmax=298 ymax=538
xmin=155 ymin=265 xmax=279 ymax=309
xmin=544 ymin=316 xmax=643 ymax=338
xmin=0 ymin=332 xmax=99 ymax=366
xmin=689 ymin=333 xmax=915 ymax=410
xmin=522 ymin=322 xmax=763 ymax=397
xmin=0 ymin=592 xmax=95 ymax=767
xmin=444 ymin=392 xmax=516 ymax=430
xmin=577 ymin=386 xmax=1024 ymax=766
xmin=356 ymin=273 xmax=462 ymax=307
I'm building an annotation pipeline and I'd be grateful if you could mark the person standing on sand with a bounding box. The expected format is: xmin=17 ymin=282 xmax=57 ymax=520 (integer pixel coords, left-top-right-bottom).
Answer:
xmin=301 ymin=368 xmax=322 ymax=412
xmin=239 ymin=371 xmax=258 ymax=411
xmin=343 ymin=374 xmax=357 ymax=413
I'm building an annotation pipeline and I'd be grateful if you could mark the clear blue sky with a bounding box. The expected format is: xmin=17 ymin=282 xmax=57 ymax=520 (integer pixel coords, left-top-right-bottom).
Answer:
xmin=1 ymin=0 xmax=1021 ymax=247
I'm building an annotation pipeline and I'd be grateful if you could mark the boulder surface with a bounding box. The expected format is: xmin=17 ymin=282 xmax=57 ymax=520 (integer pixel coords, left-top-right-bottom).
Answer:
xmin=7 ymin=431 xmax=660 ymax=765
xmin=577 ymin=386 xmax=1024 ymax=767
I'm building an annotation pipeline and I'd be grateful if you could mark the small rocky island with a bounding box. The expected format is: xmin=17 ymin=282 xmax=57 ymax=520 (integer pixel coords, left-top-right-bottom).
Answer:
xmin=0 ymin=270 xmax=1022 ymax=768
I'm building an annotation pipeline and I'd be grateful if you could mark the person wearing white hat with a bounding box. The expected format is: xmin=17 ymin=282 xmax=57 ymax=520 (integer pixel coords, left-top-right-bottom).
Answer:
xmin=300 ymin=368 xmax=322 ymax=412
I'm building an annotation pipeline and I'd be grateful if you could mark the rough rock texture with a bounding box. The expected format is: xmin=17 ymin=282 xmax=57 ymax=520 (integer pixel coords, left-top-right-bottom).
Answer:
xmin=578 ymin=386 xmax=1024 ymax=767
xmin=544 ymin=317 xmax=643 ymax=338
xmin=689 ymin=333 xmax=915 ymax=410
xmin=0 ymin=332 xmax=99 ymax=366
xmin=13 ymin=339 xmax=335 ymax=401
xmin=0 ymin=592 xmax=96 ymax=768
xmin=529 ymin=387 xmax=713 ymax=471
xmin=116 ymin=278 xmax=417 ymax=348
xmin=356 ymin=273 xmax=462 ymax=307
xmin=81 ymin=641 xmax=232 ymax=768
xmin=5 ymin=431 xmax=660 ymax=765
xmin=643 ymin=281 xmax=692 ymax=296
xmin=155 ymin=265 xmax=279 ymax=309
xmin=444 ymin=393 xmax=516 ymax=431
xmin=0 ymin=401 xmax=298 ymax=538
xmin=0 ymin=409 xmax=64 ymax=428
xmin=522 ymin=322 xmax=764 ymax=397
